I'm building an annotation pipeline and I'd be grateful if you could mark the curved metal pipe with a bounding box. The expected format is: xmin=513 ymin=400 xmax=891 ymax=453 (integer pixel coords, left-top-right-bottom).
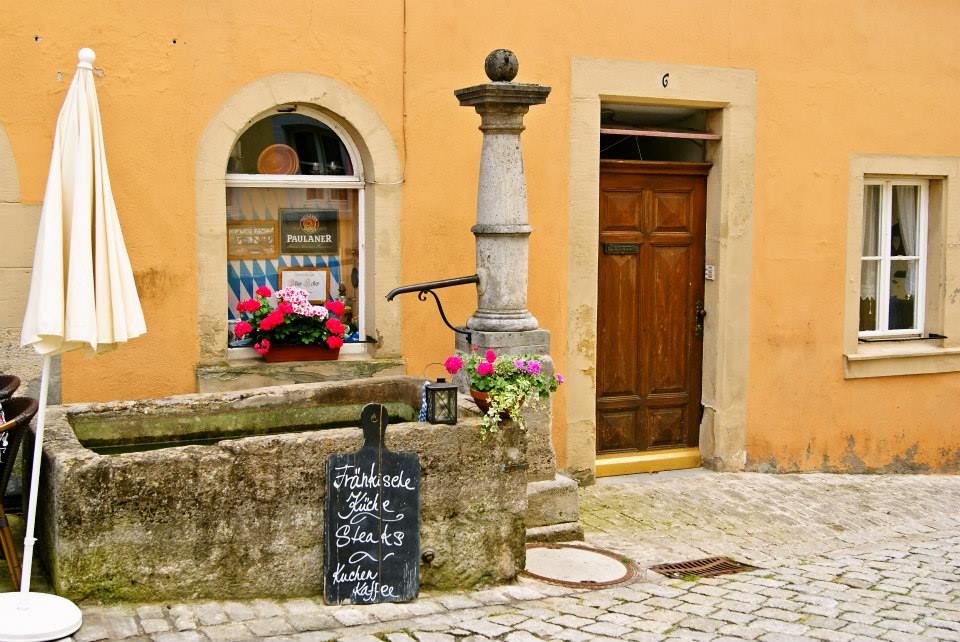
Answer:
xmin=385 ymin=274 xmax=479 ymax=302
xmin=385 ymin=274 xmax=480 ymax=337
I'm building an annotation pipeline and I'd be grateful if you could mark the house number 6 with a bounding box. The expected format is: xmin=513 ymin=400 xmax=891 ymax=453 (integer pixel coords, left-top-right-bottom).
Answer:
xmin=661 ymin=73 xmax=669 ymax=88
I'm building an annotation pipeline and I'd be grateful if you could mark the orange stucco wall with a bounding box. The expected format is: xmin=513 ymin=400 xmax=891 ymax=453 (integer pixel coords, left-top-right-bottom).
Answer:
xmin=2 ymin=1 xmax=959 ymax=472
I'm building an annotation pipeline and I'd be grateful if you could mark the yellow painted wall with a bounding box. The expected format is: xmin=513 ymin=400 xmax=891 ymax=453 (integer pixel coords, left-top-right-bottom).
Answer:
xmin=2 ymin=1 xmax=959 ymax=472
xmin=0 ymin=1 xmax=404 ymax=402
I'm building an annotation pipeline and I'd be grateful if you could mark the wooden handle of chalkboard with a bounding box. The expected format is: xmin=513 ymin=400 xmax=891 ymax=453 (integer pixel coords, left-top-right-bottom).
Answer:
xmin=360 ymin=403 xmax=388 ymax=450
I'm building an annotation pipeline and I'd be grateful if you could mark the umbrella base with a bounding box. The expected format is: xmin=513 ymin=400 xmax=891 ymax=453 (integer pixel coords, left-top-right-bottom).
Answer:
xmin=0 ymin=592 xmax=82 ymax=642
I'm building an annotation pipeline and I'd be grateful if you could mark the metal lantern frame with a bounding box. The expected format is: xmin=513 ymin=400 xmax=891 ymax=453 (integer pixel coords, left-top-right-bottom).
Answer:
xmin=425 ymin=378 xmax=458 ymax=425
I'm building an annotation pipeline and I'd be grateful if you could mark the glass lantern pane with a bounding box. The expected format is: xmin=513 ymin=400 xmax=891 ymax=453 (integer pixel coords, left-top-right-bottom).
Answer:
xmin=438 ymin=391 xmax=454 ymax=417
xmin=862 ymin=185 xmax=881 ymax=257
xmin=890 ymin=185 xmax=919 ymax=256
xmin=859 ymin=259 xmax=879 ymax=332
xmin=888 ymin=259 xmax=918 ymax=330
xmin=228 ymin=114 xmax=354 ymax=176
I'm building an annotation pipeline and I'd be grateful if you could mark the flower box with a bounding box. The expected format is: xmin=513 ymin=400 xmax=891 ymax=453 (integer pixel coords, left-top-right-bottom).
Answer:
xmin=261 ymin=344 xmax=341 ymax=363
xmin=233 ymin=285 xmax=350 ymax=360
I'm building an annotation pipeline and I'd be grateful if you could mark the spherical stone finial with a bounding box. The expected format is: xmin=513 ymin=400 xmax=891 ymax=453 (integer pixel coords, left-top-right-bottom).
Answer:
xmin=484 ymin=49 xmax=518 ymax=82
xmin=77 ymin=47 xmax=96 ymax=70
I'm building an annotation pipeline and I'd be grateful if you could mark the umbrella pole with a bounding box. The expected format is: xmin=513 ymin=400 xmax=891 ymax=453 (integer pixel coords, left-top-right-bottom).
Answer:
xmin=0 ymin=354 xmax=81 ymax=642
xmin=18 ymin=353 xmax=50 ymax=593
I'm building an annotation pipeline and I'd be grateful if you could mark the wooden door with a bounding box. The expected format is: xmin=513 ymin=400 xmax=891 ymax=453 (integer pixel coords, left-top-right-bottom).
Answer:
xmin=596 ymin=161 xmax=708 ymax=455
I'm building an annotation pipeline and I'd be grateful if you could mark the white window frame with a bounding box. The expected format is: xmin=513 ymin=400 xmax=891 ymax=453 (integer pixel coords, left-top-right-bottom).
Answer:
xmin=859 ymin=178 xmax=929 ymax=339
xmin=224 ymin=108 xmax=368 ymax=357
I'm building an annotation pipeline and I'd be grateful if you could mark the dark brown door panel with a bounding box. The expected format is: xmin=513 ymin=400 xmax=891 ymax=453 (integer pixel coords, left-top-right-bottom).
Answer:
xmin=596 ymin=161 xmax=707 ymax=455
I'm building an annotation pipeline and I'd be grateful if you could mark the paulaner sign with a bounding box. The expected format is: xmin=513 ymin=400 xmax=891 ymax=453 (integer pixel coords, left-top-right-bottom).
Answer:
xmin=324 ymin=404 xmax=420 ymax=604
xmin=280 ymin=208 xmax=339 ymax=254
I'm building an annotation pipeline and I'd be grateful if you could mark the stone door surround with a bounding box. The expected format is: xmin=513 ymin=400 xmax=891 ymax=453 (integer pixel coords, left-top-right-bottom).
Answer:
xmin=565 ymin=58 xmax=757 ymax=478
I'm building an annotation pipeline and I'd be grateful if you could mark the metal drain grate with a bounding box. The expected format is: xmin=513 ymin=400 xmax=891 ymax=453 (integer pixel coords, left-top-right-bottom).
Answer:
xmin=650 ymin=556 xmax=757 ymax=579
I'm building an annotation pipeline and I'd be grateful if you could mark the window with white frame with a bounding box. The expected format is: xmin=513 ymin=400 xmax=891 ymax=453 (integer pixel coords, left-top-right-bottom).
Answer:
xmin=859 ymin=178 xmax=929 ymax=337
xmin=224 ymin=109 xmax=366 ymax=353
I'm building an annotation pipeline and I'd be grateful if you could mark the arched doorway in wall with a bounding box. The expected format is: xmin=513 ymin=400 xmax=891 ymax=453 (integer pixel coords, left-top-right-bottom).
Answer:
xmin=224 ymin=108 xmax=368 ymax=355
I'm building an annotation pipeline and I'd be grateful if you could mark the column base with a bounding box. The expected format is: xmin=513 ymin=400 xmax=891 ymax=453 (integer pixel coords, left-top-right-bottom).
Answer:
xmin=467 ymin=311 xmax=540 ymax=333
xmin=455 ymin=328 xmax=551 ymax=355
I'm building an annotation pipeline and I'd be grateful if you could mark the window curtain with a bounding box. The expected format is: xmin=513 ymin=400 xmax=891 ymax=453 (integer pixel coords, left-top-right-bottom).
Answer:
xmin=861 ymin=186 xmax=880 ymax=300
xmin=893 ymin=185 xmax=918 ymax=297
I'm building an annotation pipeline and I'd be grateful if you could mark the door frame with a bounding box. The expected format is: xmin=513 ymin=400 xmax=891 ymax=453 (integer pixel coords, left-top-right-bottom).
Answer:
xmin=564 ymin=58 xmax=758 ymax=481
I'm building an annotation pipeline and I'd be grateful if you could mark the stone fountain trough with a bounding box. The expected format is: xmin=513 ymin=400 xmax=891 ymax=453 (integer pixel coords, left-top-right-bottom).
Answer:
xmin=32 ymin=376 xmax=529 ymax=601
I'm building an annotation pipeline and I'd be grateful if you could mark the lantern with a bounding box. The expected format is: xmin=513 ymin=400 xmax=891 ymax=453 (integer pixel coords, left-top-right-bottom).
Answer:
xmin=425 ymin=378 xmax=458 ymax=425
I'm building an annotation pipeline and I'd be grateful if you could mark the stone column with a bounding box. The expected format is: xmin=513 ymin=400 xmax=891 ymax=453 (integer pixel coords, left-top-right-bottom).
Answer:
xmin=455 ymin=50 xmax=551 ymax=355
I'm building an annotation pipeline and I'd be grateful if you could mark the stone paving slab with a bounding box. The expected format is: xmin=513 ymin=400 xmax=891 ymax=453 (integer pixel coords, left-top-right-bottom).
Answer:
xmin=39 ymin=472 xmax=960 ymax=641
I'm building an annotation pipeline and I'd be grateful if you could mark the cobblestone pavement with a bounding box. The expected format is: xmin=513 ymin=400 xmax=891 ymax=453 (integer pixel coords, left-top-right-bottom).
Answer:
xmin=50 ymin=472 xmax=960 ymax=641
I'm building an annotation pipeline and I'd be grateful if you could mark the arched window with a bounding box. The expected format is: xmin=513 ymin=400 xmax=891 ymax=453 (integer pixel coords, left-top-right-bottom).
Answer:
xmin=224 ymin=108 xmax=366 ymax=353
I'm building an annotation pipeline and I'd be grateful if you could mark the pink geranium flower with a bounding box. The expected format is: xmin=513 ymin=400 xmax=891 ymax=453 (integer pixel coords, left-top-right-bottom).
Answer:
xmin=277 ymin=301 xmax=294 ymax=314
xmin=555 ymin=373 xmax=565 ymax=384
xmin=444 ymin=355 xmax=464 ymax=375
xmin=477 ymin=361 xmax=494 ymax=376
xmin=526 ymin=360 xmax=542 ymax=375
xmin=485 ymin=350 xmax=497 ymax=364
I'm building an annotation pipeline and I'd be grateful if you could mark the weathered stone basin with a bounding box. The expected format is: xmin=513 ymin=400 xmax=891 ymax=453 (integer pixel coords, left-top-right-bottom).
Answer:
xmin=34 ymin=376 xmax=528 ymax=602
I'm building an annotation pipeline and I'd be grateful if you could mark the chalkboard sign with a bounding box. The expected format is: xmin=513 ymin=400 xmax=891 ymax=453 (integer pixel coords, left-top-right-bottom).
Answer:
xmin=324 ymin=403 xmax=420 ymax=604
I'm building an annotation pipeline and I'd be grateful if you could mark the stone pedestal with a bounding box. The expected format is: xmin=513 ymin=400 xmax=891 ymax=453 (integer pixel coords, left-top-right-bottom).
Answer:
xmin=455 ymin=51 xmax=580 ymax=544
xmin=455 ymin=60 xmax=550 ymax=336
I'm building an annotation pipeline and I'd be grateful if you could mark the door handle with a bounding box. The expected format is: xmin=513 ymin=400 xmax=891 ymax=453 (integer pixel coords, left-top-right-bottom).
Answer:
xmin=695 ymin=300 xmax=706 ymax=338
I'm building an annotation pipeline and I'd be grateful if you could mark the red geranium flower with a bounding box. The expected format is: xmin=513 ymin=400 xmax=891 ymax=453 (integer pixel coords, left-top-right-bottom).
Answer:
xmin=233 ymin=321 xmax=252 ymax=338
xmin=324 ymin=299 xmax=346 ymax=316
xmin=326 ymin=335 xmax=344 ymax=349
xmin=236 ymin=298 xmax=260 ymax=313
xmin=254 ymin=339 xmax=271 ymax=355
xmin=255 ymin=286 xmax=272 ymax=298
xmin=259 ymin=309 xmax=285 ymax=331
xmin=277 ymin=301 xmax=294 ymax=314
xmin=325 ymin=318 xmax=345 ymax=336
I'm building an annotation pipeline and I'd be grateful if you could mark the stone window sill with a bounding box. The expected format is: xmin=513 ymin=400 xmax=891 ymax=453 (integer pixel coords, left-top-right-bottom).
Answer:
xmin=844 ymin=341 xmax=960 ymax=378
xmin=196 ymin=353 xmax=406 ymax=393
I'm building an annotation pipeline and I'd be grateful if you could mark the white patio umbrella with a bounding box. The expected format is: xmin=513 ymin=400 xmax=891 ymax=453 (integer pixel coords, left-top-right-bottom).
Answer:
xmin=0 ymin=48 xmax=146 ymax=642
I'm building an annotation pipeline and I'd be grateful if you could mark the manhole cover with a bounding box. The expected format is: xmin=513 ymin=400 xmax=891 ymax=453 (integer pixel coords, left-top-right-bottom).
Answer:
xmin=522 ymin=543 xmax=637 ymax=588
xmin=650 ymin=556 xmax=757 ymax=579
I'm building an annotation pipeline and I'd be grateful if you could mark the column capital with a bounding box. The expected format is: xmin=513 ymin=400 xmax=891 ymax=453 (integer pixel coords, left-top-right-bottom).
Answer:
xmin=454 ymin=82 xmax=551 ymax=109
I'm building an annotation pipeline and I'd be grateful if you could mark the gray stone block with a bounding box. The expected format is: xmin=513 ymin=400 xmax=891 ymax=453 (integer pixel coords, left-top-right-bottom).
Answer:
xmin=526 ymin=474 xmax=580 ymax=528
xmin=525 ymin=522 xmax=585 ymax=544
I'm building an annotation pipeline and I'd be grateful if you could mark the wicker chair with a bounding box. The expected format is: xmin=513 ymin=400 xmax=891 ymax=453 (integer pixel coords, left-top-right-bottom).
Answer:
xmin=0 ymin=397 xmax=38 ymax=588
xmin=0 ymin=375 xmax=19 ymax=401
xmin=0 ymin=375 xmax=22 ymax=515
